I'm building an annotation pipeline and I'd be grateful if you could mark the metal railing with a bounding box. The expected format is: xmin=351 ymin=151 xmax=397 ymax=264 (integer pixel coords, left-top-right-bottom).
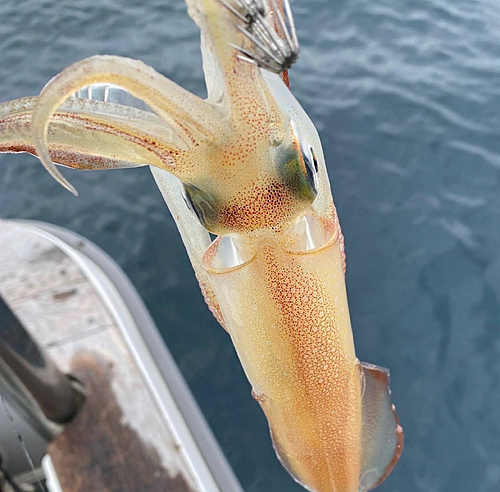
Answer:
xmin=0 ymin=295 xmax=84 ymax=440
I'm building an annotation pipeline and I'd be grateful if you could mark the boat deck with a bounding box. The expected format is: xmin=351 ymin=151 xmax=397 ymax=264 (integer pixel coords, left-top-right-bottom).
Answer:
xmin=0 ymin=220 xmax=243 ymax=492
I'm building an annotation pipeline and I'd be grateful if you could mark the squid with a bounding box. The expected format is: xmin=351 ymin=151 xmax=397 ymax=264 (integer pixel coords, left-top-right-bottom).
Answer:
xmin=0 ymin=0 xmax=403 ymax=490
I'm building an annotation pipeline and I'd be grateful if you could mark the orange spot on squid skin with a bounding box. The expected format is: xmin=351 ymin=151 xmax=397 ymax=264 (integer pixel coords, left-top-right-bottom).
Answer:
xmin=0 ymin=144 xmax=35 ymax=154
xmin=0 ymin=110 xmax=183 ymax=171
xmin=196 ymin=271 xmax=227 ymax=330
xmin=60 ymin=113 xmax=183 ymax=169
xmin=217 ymin=182 xmax=302 ymax=233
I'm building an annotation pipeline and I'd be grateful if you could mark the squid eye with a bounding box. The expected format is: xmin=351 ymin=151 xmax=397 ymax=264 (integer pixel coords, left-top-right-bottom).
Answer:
xmin=300 ymin=141 xmax=318 ymax=191
xmin=311 ymin=147 xmax=319 ymax=173
xmin=181 ymin=183 xmax=217 ymax=230
xmin=289 ymin=119 xmax=319 ymax=193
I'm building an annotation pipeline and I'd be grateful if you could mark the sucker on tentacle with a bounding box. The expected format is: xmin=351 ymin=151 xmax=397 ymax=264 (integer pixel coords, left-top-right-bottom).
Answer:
xmin=218 ymin=0 xmax=299 ymax=73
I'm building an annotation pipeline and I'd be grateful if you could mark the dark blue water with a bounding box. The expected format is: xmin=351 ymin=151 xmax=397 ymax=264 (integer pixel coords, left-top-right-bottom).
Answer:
xmin=2 ymin=0 xmax=500 ymax=490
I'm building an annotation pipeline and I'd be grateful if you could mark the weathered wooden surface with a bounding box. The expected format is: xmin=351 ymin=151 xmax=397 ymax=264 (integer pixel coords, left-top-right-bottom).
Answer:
xmin=48 ymin=353 xmax=193 ymax=492
xmin=0 ymin=220 xmax=204 ymax=492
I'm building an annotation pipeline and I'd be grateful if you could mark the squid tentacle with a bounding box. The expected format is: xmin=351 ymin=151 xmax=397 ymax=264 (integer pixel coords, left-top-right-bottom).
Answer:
xmin=0 ymin=96 xmax=191 ymax=174
xmin=31 ymin=55 xmax=227 ymax=194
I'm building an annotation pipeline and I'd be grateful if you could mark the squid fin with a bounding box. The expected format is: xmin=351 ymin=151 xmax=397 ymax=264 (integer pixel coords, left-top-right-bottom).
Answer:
xmin=358 ymin=361 xmax=404 ymax=491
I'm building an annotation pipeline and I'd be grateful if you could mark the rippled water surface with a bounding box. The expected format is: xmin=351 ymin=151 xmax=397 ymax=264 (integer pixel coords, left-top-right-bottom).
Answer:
xmin=1 ymin=0 xmax=500 ymax=491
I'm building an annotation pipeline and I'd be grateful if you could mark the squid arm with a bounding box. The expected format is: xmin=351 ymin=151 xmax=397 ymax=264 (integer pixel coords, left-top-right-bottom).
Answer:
xmin=0 ymin=95 xmax=186 ymax=173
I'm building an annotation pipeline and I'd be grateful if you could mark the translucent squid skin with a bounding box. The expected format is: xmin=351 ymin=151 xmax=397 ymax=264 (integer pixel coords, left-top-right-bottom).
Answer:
xmin=205 ymin=223 xmax=363 ymax=492
xmin=0 ymin=0 xmax=403 ymax=490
